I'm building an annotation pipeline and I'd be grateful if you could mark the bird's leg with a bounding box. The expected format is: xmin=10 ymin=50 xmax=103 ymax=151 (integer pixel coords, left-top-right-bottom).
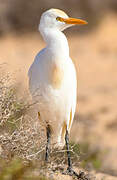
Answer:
xmin=45 ymin=125 xmax=51 ymax=162
xmin=65 ymin=129 xmax=84 ymax=179
xmin=65 ymin=129 xmax=72 ymax=171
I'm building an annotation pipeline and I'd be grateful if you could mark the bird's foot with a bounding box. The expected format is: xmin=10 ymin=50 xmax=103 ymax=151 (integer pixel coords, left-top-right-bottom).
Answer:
xmin=63 ymin=167 xmax=89 ymax=180
xmin=67 ymin=167 xmax=84 ymax=178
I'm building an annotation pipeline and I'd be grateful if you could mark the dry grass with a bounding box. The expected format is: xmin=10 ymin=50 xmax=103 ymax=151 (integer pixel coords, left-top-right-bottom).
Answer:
xmin=0 ymin=70 xmax=46 ymax=161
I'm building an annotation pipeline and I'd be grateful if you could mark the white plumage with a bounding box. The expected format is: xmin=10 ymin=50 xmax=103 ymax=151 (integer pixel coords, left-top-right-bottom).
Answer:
xmin=28 ymin=9 xmax=87 ymax=165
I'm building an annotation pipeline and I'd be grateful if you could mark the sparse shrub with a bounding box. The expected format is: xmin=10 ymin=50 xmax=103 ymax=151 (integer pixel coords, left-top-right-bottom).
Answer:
xmin=0 ymin=72 xmax=45 ymax=160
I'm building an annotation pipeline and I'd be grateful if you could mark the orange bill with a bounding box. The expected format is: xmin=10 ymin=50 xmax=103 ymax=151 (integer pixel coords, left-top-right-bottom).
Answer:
xmin=57 ymin=17 xmax=88 ymax=25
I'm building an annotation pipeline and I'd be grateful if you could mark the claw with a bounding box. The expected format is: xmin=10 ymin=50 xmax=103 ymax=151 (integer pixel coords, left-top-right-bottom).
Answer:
xmin=65 ymin=167 xmax=86 ymax=179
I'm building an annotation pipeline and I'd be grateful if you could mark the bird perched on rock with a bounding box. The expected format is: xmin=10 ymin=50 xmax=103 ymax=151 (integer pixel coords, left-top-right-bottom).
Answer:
xmin=28 ymin=8 xmax=87 ymax=177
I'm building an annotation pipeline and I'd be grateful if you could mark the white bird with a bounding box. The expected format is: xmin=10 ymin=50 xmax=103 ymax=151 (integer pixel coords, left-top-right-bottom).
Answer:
xmin=28 ymin=8 xmax=87 ymax=176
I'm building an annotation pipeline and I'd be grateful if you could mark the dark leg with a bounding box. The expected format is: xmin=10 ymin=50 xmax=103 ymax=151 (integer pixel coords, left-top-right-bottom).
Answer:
xmin=45 ymin=125 xmax=51 ymax=162
xmin=65 ymin=129 xmax=84 ymax=179
xmin=65 ymin=129 xmax=72 ymax=170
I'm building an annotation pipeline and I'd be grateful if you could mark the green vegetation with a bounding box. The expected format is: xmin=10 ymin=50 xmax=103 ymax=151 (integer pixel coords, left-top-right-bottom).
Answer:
xmin=70 ymin=141 xmax=102 ymax=170
xmin=0 ymin=158 xmax=51 ymax=180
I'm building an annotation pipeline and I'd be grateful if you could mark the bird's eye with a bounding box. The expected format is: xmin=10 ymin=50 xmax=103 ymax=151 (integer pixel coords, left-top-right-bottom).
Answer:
xmin=56 ymin=17 xmax=61 ymax=21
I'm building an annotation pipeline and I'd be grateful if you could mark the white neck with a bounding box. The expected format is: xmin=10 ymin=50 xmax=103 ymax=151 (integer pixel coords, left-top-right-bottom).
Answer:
xmin=39 ymin=28 xmax=69 ymax=58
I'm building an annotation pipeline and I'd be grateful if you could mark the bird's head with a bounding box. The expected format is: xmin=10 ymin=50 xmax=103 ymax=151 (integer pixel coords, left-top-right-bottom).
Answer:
xmin=39 ymin=8 xmax=88 ymax=32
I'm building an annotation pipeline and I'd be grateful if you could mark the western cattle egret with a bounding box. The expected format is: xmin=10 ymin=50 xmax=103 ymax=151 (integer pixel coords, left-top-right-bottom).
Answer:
xmin=28 ymin=8 xmax=87 ymax=176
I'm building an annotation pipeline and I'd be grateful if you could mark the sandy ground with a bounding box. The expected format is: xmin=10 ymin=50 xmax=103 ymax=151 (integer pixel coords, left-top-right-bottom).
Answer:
xmin=0 ymin=13 xmax=117 ymax=178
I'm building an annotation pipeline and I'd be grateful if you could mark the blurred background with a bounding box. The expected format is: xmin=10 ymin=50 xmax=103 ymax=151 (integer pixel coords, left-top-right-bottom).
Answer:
xmin=0 ymin=0 xmax=117 ymax=34
xmin=0 ymin=0 xmax=117 ymax=179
